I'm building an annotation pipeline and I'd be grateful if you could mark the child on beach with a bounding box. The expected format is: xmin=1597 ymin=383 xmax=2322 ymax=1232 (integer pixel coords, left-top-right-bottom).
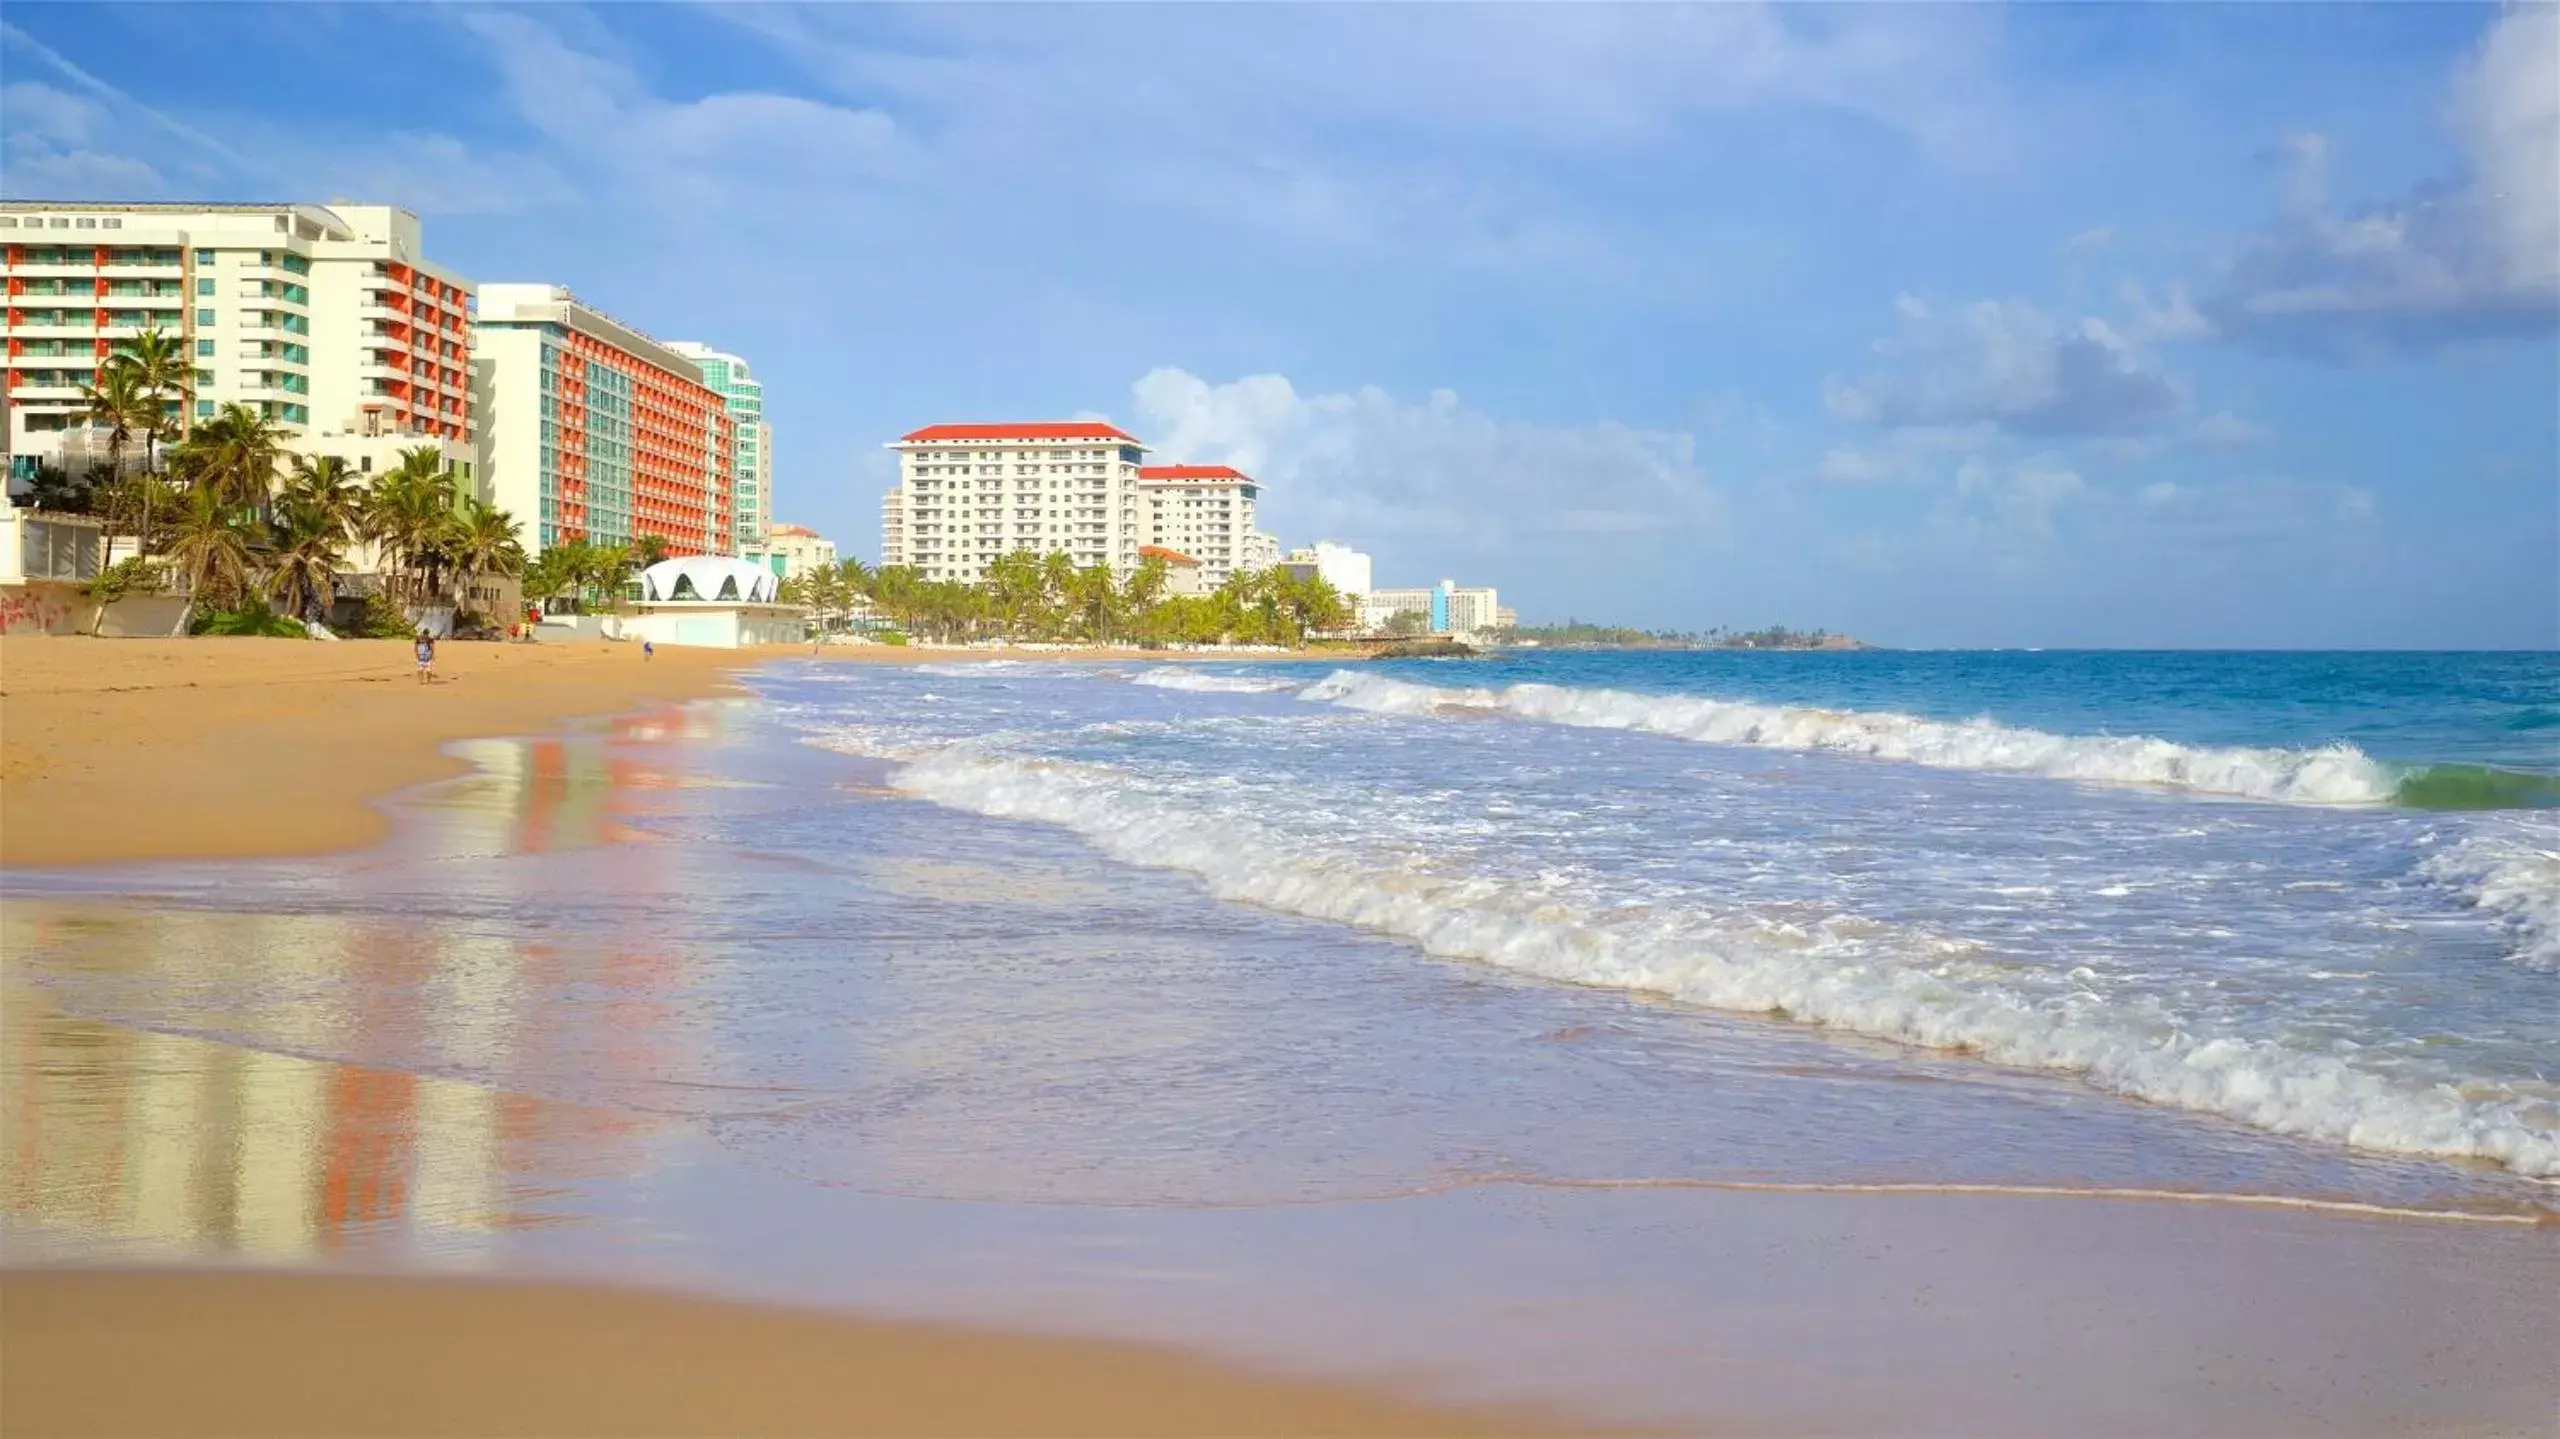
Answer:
xmin=413 ymin=631 xmax=435 ymax=684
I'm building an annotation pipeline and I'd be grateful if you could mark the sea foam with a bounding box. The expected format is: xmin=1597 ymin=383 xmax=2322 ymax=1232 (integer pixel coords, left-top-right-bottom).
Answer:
xmin=2421 ymin=821 xmax=2560 ymax=970
xmin=1132 ymin=667 xmax=1306 ymax=695
xmin=810 ymin=730 xmax=2560 ymax=1178
xmin=1298 ymin=672 xmax=2401 ymax=805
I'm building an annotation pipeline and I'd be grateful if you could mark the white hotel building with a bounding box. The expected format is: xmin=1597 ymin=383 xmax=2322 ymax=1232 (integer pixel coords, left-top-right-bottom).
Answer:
xmin=881 ymin=422 xmax=1151 ymax=581
xmin=3 ymin=202 xmax=474 ymax=478
xmin=880 ymin=422 xmax=1273 ymax=586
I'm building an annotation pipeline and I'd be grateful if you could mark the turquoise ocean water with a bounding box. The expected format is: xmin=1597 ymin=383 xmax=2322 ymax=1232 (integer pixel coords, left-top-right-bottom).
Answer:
xmin=797 ymin=648 xmax=2560 ymax=1183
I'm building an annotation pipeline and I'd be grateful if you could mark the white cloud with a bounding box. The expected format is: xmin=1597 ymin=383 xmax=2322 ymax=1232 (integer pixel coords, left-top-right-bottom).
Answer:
xmin=1826 ymin=296 xmax=2188 ymax=437
xmin=2207 ymin=6 xmax=2559 ymax=357
xmin=1129 ymin=368 xmax=1721 ymax=551
xmin=448 ymin=11 xmax=904 ymax=211
xmin=0 ymin=81 xmax=166 ymax=196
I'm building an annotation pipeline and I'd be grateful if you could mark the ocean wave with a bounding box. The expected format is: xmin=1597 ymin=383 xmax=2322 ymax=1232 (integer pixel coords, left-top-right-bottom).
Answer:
xmin=1131 ymin=667 xmax=1305 ymax=695
xmin=2420 ymin=822 xmax=2560 ymax=970
xmin=811 ymin=732 xmax=2560 ymax=1178
xmin=1297 ymin=672 xmax=2401 ymax=806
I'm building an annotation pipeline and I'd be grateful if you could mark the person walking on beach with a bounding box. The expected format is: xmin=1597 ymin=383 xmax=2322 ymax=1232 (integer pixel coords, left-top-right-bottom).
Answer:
xmin=643 ymin=639 xmax=655 ymax=662
xmin=413 ymin=630 xmax=436 ymax=685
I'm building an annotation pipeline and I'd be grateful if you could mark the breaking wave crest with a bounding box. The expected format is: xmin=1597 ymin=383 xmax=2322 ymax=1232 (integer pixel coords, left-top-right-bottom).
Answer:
xmin=2421 ymin=822 xmax=2560 ymax=970
xmin=1132 ymin=667 xmax=1307 ymax=695
xmin=1297 ymin=672 xmax=2402 ymax=806
xmin=808 ymin=730 xmax=2560 ymax=1178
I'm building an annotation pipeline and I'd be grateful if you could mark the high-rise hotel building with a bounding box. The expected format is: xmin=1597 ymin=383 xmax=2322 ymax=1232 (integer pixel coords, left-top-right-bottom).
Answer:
xmin=2 ymin=202 xmax=472 ymax=475
xmin=473 ymin=285 xmax=733 ymax=557
xmin=1138 ymin=464 xmax=1261 ymax=588
xmin=881 ymin=422 xmax=1149 ymax=581
xmin=666 ymin=342 xmax=769 ymax=553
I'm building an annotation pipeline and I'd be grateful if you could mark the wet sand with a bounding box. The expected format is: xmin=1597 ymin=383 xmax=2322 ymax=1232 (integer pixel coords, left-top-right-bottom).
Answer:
xmin=3 ymin=1270 xmax=1563 ymax=1438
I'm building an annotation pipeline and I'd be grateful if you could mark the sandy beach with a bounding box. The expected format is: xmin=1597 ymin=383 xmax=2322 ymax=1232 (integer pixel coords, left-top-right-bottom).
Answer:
xmin=0 ymin=634 xmax=1585 ymax=1438
xmin=0 ymin=636 xmax=1252 ymax=869
xmin=6 ymin=635 xmax=2553 ymax=1437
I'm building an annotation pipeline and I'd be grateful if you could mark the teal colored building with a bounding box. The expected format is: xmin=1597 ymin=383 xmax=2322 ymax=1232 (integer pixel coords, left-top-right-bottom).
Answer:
xmin=668 ymin=342 xmax=767 ymax=554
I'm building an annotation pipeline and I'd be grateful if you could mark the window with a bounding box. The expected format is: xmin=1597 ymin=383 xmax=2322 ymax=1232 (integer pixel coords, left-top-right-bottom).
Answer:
xmin=103 ymin=218 xmax=122 ymax=229
xmin=195 ymin=249 xmax=214 ymax=266
xmin=196 ymin=338 xmax=214 ymax=357
xmin=196 ymin=278 xmax=213 ymax=296
xmin=195 ymin=399 xmax=214 ymax=419
xmin=195 ymin=369 xmax=213 ymax=385
xmin=76 ymin=218 xmax=97 ymax=229
xmin=196 ymin=308 xmax=215 ymax=326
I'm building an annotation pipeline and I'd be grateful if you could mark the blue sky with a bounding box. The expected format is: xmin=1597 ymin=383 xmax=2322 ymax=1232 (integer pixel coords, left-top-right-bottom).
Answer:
xmin=5 ymin=3 xmax=2553 ymax=646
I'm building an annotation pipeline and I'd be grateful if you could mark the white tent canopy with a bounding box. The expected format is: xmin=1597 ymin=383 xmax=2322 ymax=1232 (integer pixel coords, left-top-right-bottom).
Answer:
xmin=639 ymin=555 xmax=780 ymax=605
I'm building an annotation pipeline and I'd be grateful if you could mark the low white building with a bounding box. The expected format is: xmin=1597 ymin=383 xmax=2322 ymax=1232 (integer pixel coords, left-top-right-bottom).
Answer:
xmin=618 ymin=555 xmax=804 ymax=648
xmin=1364 ymin=579 xmax=1500 ymax=636
xmin=1140 ymin=544 xmax=1209 ymax=597
xmin=744 ymin=522 xmax=837 ymax=582
xmin=1279 ymin=541 xmax=1371 ymax=604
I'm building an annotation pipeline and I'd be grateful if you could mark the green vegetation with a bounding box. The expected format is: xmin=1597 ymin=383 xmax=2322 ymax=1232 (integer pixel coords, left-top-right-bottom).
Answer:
xmin=521 ymin=539 xmax=635 ymax=614
xmin=15 ymin=335 xmax=532 ymax=640
xmin=778 ymin=550 xmax=1352 ymax=647
xmin=190 ymin=604 xmax=310 ymax=638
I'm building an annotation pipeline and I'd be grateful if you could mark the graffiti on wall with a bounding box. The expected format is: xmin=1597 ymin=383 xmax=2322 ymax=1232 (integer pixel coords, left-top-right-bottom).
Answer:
xmin=0 ymin=589 xmax=75 ymax=636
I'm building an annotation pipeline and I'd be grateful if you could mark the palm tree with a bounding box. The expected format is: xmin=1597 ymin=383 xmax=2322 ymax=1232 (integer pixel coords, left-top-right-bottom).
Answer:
xmin=584 ymin=543 xmax=635 ymax=610
xmin=802 ymin=565 xmax=844 ymax=634
xmin=174 ymin=403 xmax=284 ymax=511
xmin=633 ymin=533 xmax=671 ymax=569
xmin=279 ymin=454 xmax=365 ymax=541
xmin=164 ymin=484 xmax=252 ymax=617
xmin=77 ymin=364 xmax=145 ymax=480
xmin=116 ymin=328 xmax=193 ymax=475
xmin=265 ymin=501 xmax=346 ymax=624
xmin=361 ymin=447 xmax=461 ymax=605
xmin=1067 ymin=562 xmax=1121 ymax=643
xmin=1038 ymin=551 xmax=1078 ymax=636
xmin=522 ymin=544 xmax=581 ymax=615
xmin=19 ymin=463 xmax=92 ymax=514
xmin=1122 ymin=553 xmax=1169 ymax=615
xmin=448 ymin=500 xmax=528 ymax=617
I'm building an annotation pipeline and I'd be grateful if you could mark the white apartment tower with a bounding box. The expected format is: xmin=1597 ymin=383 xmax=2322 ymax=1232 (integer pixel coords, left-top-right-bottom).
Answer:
xmin=2 ymin=202 xmax=472 ymax=477
xmin=881 ymin=422 xmax=1149 ymax=580
xmin=1137 ymin=464 xmax=1261 ymax=589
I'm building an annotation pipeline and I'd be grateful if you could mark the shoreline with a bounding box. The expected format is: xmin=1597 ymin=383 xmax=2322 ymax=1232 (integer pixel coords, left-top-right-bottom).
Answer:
xmin=0 ymin=636 xmax=1339 ymax=870
xmin=0 ymin=635 xmax=1600 ymax=1437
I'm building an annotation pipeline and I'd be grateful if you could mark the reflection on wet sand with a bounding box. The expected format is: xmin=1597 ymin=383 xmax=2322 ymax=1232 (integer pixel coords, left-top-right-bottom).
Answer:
xmin=0 ymin=974 xmax=680 ymax=1266
xmin=412 ymin=703 xmax=733 ymax=858
xmin=0 ymin=712 xmax=757 ymax=1268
